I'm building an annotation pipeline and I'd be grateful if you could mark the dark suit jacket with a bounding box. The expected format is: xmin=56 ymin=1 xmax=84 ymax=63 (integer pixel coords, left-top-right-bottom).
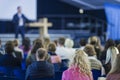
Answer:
xmin=0 ymin=54 xmax=21 ymax=67
xmin=26 ymin=61 xmax=54 ymax=80
xmin=12 ymin=13 xmax=28 ymax=27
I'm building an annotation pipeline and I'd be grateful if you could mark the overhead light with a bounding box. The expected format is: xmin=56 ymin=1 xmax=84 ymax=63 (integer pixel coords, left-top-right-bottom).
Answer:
xmin=116 ymin=0 xmax=120 ymax=2
xmin=79 ymin=9 xmax=84 ymax=14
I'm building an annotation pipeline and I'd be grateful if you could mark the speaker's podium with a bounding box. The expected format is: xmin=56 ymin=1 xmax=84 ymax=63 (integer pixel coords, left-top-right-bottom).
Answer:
xmin=27 ymin=18 xmax=52 ymax=38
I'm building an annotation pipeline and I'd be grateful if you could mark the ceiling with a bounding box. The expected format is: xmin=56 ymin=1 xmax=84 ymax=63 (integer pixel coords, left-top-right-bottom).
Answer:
xmin=61 ymin=0 xmax=120 ymax=10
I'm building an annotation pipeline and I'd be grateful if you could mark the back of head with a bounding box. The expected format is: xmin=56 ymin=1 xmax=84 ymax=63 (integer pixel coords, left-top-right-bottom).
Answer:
xmin=5 ymin=41 xmax=14 ymax=54
xmin=58 ymin=37 xmax=65 ymax=46
xmin=105 ymin=39 xmax=115 ymax=50
xmin=84 ymin=44 xmax=96 ymax=56
xmin=36 ymin=48 xmax=47 ymax=60
xmin=64 ymin=38 xmax=74 ymax=48
xmin=88 ymin=36 xmax=98 ymax=46
xmin=48 ymin=42 xmax=56 ymax=52
xmin=13 ymin=39 xmax=19 ymax=47
xmin=70 ymin=50 xmax=91 ymax=76
xmin=44 ymin=37 xmax=50 ymax=49
xmin=79 ymin=38 xmax=87 ymax=46
xmin=31 ymin=40 xmax=44 ymax=54
xmin=22 ymin=37 xmax=30 ymax=51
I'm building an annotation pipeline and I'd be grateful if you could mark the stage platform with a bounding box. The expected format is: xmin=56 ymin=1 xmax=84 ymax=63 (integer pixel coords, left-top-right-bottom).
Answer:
xmin=0 ymin=34 xmax=71 ymax=45
xmin=0 ymin=30 xmax=92 ymax=47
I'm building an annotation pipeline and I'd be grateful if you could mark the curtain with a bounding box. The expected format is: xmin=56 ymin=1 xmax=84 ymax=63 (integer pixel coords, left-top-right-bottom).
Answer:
xmin=105 ymin=3 xmax=120 ymax=40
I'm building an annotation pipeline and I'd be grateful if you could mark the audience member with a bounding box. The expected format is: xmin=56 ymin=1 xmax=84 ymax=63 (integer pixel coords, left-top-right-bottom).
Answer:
xmin=48 ymin=42 xmax=61 ymax=63
xmin=88 ymin=36 xmax=102 ymax=59
xmin=20 ymin=37 xmax=31 ymax=54
xmin=26 ymin=39 xmax=51 ymax=66
xmin=0 ymin=39 xmax=5 ymax=57
xmin=106 ymin=54 xmax=120 ymax=80
xmin=117 ymin=44 xmax=120 ymax=53
xmin=64 ymin=38 xmax=75 ymax=60
xmin=0 ymin=41 xmax=21 ymax=67
xmin=26 ymin=48 xmax=54 ymax=80
xmin=53 ymin=39 xmax=58 ymax=46
xmin=43 ymin=37 xmax=50 ymax=49
xmin=56 ymin=37 xmax=69 ymax=60
xmin=79 ymin=38 xmax=87 ymax=50
xmin=105 ymin=46 xmax=119 ymax=74
xmin=62 ymin=50 xmax=93 ymax=80
xmin=84 ymin=44 xmax=104 ymax=75
xmin=13 ymin=39 xmax=23 ymax=60
xmin=100 ymin=39 xmax=116 ymax=74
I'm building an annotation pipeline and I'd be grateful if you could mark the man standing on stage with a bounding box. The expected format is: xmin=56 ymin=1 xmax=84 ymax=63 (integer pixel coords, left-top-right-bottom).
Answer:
xmin=12 ymin=6 xmax=28 ymax=40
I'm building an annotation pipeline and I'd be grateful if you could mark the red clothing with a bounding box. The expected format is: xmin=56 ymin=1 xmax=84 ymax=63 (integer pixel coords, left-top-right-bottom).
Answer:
xmin=107 ymin=73 xmax=120 ymax=80
xmin=62 ymin=66 xmax=92 ymax=80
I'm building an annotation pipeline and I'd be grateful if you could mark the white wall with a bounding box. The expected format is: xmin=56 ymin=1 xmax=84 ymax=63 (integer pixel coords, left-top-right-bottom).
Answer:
xmin=0 ymin=0 xmax=37 ymax=20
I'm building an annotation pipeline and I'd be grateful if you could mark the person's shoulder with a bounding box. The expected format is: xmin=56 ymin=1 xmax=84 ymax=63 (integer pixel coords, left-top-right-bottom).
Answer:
xmin=13 ymin=13 xmax=18 ymax=17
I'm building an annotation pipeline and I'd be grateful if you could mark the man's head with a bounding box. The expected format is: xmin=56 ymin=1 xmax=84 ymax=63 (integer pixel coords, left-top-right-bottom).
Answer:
xmin=36 ymin=48 xmax=47 ymax=61
xmin=58 ymin=37 xmax=65 ymax=46
xmin=17 ymin=6 xmax=22 ymax=13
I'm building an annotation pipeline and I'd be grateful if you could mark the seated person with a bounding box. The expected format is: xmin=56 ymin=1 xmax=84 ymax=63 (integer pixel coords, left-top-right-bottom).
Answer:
xmin=0 ymin=39 xmax=5 ymax=57
xmin=26 ymin=39 xmax=51 ymax=66
xmin=0 ymin=41 xmax=21 ymax=67
xmin=106 ymin=54 xmax=120 ymax=80
xmin=13 ymin=39 xmax=23 ymax=60
xmin=84 ymin=44 xmax=104 ymax=75
xmin=48 ymin=42 xmax=61 ymax=63
xmin=26 ymin=48 xmax=54 ymax=80
xmin=62 ymin=50 xmax=93 ymax=80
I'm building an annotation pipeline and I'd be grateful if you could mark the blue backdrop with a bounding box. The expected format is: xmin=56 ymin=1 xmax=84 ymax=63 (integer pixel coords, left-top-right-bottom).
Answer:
xmin=105 ymin=3 xmax=120 ymax=40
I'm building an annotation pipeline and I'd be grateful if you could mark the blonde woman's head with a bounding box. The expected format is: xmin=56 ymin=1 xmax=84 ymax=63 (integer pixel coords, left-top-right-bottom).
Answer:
xmin=70 ymin=50 xmax=91 ymax=76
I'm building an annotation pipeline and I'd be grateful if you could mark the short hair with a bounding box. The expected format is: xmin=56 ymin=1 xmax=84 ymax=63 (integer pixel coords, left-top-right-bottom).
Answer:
xmin=5 ymin=41 xmax=14 ymax=54
xmin=58 ymin=37 xmax=65 ymax=45
xmin=36 ymin=48 xmax=47 ymax=59
xmin=79 ymin=38 xmax=87 ymax=46
xmin=17 ymin=6 xmax=21 ymax=10
xmin=84 ymin=44 xmax=96 ymax=56
xmin=48 ymin=42 xmax=56 ymax=52
xmin=64 ymin=38 xmax=74 ymax=48
xmin=13 ymin=39 xmax=19 ymax=47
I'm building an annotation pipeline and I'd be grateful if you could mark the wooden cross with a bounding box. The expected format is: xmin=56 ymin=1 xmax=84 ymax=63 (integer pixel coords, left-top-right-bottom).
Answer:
xmin=27 ymin=18 xmax=52 ymax=38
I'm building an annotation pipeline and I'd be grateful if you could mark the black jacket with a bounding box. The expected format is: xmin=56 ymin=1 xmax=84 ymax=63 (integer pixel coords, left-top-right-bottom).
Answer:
xmin=26 ymin=61 xmax=54 ymax=80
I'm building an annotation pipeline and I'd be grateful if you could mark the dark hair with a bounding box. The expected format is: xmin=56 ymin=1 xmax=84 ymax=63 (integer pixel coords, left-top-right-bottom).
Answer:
xmin=105 ymin=39 xmax=115 ymax=50
xmin=48 ymin=42 xmax=56 ymax=52
xmin=79 ymin=38 xmax=87 ymax=46
xmin=22 ymin=37 xmax=30 ymax=51
xmin=17 ymin=6 xmax=21 ymax=10
xmin=31 ymin=40 xmax=44 ymax=54
xmin=5 ymin=41 xmax=14 ymax=54
xmin=58 ymin=37 xmax=65 ymax=45
xmin=33 ymin=38 xmax=43 ymax=45
xmin=36 ymin=48 xmax=47 ymax=59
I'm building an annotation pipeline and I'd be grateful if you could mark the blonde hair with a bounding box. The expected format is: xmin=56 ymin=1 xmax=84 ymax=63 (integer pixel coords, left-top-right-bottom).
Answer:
xmin=70 ymin=50 xmax=91 ymax=78
xmin=105 ymin=47 xmax=119 ymax=65
xmin=109 ymin=54 xmax=120 ymax=74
